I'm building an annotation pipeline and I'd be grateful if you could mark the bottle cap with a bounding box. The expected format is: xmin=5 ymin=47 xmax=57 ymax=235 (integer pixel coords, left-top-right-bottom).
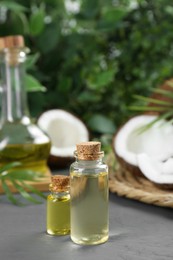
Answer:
xmin=0 ymin=35 xmax=27 ymax=66
xmin=76 ymin=141 xmax=103 ymax=160
xmin=0 ymin=35 xmax=24 ymax=51
xmin=49 ymin=175 xmax=70 ymax=192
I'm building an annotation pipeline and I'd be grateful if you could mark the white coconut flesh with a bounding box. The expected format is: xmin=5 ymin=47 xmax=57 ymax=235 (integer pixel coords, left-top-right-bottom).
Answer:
xmin=114 ymin=115 xmax=173 ymax=184
xmin=37 ymin=109 xmax=89 ymax=157
xmin=137 ymin=154 xmax=173 ymax=184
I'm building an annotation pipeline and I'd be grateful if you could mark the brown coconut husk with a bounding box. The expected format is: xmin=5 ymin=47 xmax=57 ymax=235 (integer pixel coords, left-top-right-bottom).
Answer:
xmin=149 ymin=78 xmax=173 ymax=108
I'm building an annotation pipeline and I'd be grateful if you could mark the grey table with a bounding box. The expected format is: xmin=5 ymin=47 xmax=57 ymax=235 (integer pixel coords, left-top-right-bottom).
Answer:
xmin=0 ymin=190 xmax=173 ymax=260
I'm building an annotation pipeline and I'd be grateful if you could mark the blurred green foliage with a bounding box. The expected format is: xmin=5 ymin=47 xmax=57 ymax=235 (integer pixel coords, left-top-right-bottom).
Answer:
xmin=1 ymin=0 xmax=173 ymax=141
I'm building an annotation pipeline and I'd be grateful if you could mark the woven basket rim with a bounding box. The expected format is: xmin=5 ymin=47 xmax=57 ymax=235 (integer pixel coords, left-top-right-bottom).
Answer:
xmin=109 ymin=168 xmax=173 ymax=208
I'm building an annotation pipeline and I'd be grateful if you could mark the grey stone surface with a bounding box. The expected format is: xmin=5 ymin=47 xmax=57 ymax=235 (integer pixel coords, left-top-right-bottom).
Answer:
xmin=0 ymin=192 xmax=173 ymax=260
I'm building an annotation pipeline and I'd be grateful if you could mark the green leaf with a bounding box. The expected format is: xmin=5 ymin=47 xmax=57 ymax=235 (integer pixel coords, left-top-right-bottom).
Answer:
xmin=0 ymin=162 xmax=46 ymax=205
xmin=165 ymin=5 xmax=173 ymax=15
xmin=9 ymin=12 xmax=25 ymax=35
xmin=58 ymin=77 xmax=72 ymax=92
xmin=80 ymin=0 xmax=100 ymax=18
xmin=30 ymin=8 xmax=45 ymax=36
xmin=150 ymin=88 xmax=173 ymax=99
xmin=1 ymin=179 xmax=20 ymax=205
xmin=0 ymin=1 xmax=27 ymax=12
xmin=88 ymin=69 xmax=115 ymax=90
xmin=21 ymin=181 xmax=46 ymax=200
xmin=0 ymin=162 xmax=43 ymax=181
xmin=133 ymin=94 xmax=173 ymax=105
xmin=36 ymin=24 xmax=60 ymax=53
xmin=0 ymin=162 xmax=21 ymax=174
xmin=26 ymin=53 xmax=40 ymax=70
xmin=6 ymin=170 xmax=42 ymax=181
xmin=18 ymin=13 xmax=29 ymax=34
xmin=102 ymin=7 xmax=128 ymax=23
xmin=77 ymin=91 xmax=101 ymax=102
xmin=88 ymin=114 xmax=116 ymax=134
xmin=11 ymin=180 xmax=42 ymax=204
xmin=25 ymin=74 xmax=46 ymax=92
xmin=129 ymin=106 xmax=173 ymax=112
xmin=97 ymin=7 xmax=128 ymax=31
xmin=136 ymin=111 xmax=173 ymax=134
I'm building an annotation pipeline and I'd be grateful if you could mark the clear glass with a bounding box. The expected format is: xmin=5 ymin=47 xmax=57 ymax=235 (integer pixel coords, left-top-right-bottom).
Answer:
xmin=0 ymin=48 xmax=51 ymax=174
xmin=70 ymin=156 xmax=109 ymax=245
xmin=47 ymin=190 xmax=70 ymax=235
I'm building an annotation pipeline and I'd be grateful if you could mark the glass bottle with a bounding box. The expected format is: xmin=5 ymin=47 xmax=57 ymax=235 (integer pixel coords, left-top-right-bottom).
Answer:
xmin=0 ymin=35 xmax=51 ymax=174
xmin=70 ymin=141 xmax=109 ymax=245
xmin=47 ymin=175 xmax=70 ymax=235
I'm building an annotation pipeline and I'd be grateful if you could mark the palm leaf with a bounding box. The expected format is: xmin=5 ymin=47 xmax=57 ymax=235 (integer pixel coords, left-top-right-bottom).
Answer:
xmin=150 ymin=87 xmax=173 ymax=99
xmin=136 ymin=111 xmax=173 ymax=134
xmin=21 ymin=181 xmax=46 ymax=199
xmin=11 ymin=179 xmax=42 ymax=204
xmin=129 ymin=105 xmax=173 ymax=111
xmin=131 ymin=83 xmax=173 ymax=132
xmin=0 ymin=162 xmax=47 ymax=205
xmin=0 ymin=162 xmax=22 ymax=175
xmin=1 ymin=179 xmax=20 ymax=205
xmin=2 ymin=169 xmax=42 ymax=181
xmin=133 ymin=94 xmax=173 ymax=106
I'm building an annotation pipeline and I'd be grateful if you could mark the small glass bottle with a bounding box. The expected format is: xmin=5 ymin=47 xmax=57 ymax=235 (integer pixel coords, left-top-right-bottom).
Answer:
xmin=47 ymin=175 xmax=70 ymax=235
xmin=0 ymin=35 xmax=51 ymax=174
xmin=70 ymin=141 xmax=109 ymax=245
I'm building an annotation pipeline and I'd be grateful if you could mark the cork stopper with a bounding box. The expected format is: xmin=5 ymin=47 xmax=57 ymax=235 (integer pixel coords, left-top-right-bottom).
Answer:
xmin=76 ymin=141 xmax=103 ymax=160
xmin=0 ymin=35 xmax=28 ymax=66
xmin=49 ymin=175 xmax=70 ymax=192
xmin=0 ymin=35 xmax=24 ymax=51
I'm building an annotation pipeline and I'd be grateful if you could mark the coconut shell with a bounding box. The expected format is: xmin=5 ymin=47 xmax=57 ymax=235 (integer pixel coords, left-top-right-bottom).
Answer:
xmin=48 ymin=155 xmax=74 ymax=169
xmin=154 ymin=183 xmax=173 ymax=190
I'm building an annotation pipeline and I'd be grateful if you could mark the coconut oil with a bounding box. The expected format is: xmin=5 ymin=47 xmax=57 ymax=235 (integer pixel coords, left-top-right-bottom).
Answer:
xmin=47 ymin=175 xmax=70 ymax=235
xmin=0 ymin=35 xmax=51 ymax=174
xmin=70 ymin=141 xmax=109 ymax=245
xmin=0 ymin=142 xmax=50 ymax=174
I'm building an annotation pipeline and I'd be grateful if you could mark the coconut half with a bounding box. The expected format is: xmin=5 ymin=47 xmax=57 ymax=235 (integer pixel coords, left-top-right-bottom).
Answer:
xmin=37 ymin=109 xmax=89 ymax=168
xmin=113 ymin=114 xmax=173 ymax=185
xmin=137 ymin=154 xmax=173 ymax=184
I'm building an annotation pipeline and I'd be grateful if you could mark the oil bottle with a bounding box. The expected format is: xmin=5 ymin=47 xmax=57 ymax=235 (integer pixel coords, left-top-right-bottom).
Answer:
xmin=70 ymin=141 xmax=109 ymax=245
xmin=47 ymin=175 xmax=70 ymax=235
xmin=0 ymin=35 xmax=51 ymax=174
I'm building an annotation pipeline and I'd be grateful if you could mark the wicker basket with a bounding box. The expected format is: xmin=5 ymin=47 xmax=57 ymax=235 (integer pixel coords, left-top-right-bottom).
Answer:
xmin=109 ymin=167 xmax=173 ymax=208
xmin=107 ymin=154 xmax=173 ymax=208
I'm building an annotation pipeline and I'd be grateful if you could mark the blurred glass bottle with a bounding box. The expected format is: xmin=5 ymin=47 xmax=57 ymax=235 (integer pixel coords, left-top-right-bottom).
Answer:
xmin=0 ymin=35 xmax=51 ymax=174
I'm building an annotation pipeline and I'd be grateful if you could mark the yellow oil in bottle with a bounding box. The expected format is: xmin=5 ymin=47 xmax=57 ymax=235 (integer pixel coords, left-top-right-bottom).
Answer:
xmin=0 ymin=142 xmax=51 ymax=174
xmin=0 ymin=35 xmax=51 ymax=175
xmin=70 ymin=171 xmax=109 ymax=245
xmin=47 ymin=193 xmax=70 ymax=235
xmin=47 ymin=175 xmax=70 ymax=236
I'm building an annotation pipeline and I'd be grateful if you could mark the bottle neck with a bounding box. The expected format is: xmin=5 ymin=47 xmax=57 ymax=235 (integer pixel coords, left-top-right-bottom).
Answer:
xmin=75 ymin=157 xmax=103 ymax=167
xmin=0 ymin=48 xmax=30 ymax=124
xmin=51 ymin=190 xmax=70 ymax=198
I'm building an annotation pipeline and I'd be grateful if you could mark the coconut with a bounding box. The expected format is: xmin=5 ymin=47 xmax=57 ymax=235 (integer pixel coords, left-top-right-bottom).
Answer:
xmin=37 ymin=109 xmax=89 ymax=168
xmin=113 ymin=114 xmax=173 ymax=186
